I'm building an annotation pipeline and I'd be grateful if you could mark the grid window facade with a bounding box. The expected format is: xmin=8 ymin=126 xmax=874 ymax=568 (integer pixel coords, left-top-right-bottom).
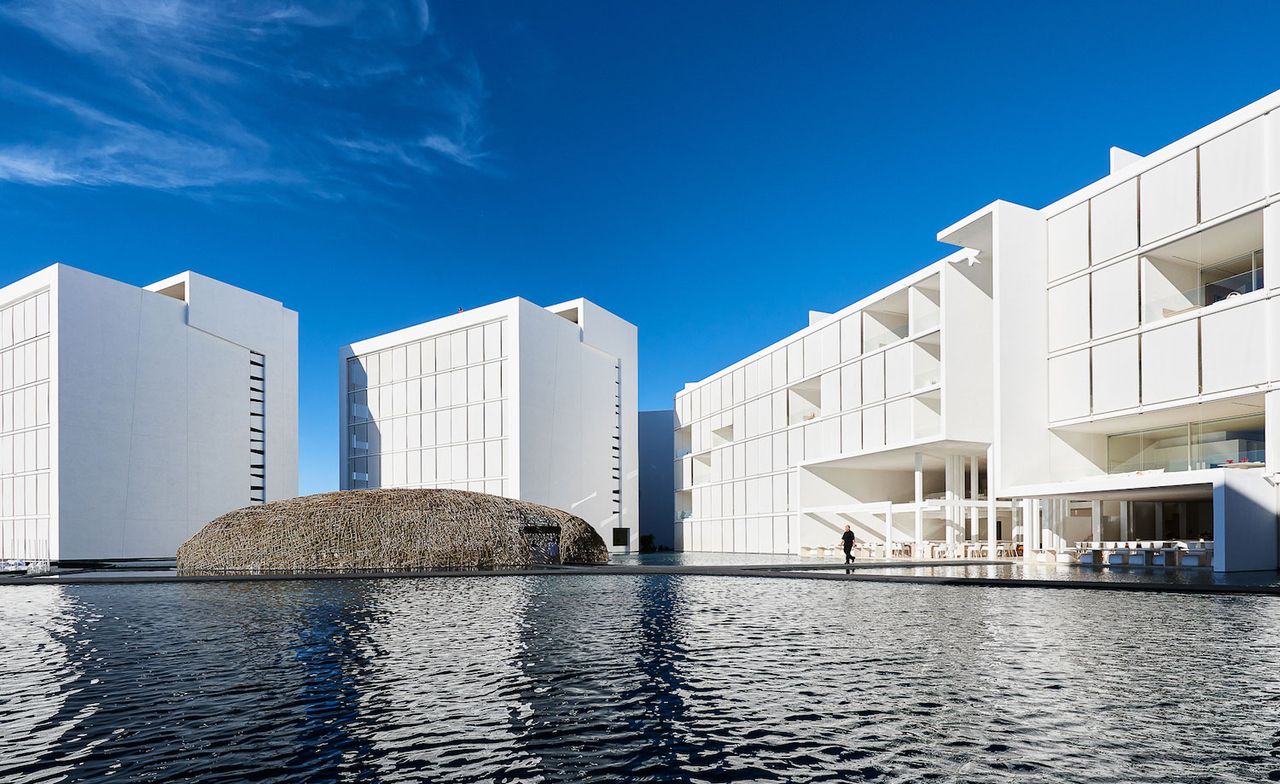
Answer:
xmin=674 ymin=273 xmax=945 ymax=554
xmin=347 ymin=319 xmax=508 ymax=496
xmin=0 ymin=291 xmax=52 ymax=562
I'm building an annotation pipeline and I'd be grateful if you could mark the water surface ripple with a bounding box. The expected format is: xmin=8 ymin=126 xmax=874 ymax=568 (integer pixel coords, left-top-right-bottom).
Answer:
xmin=1 ymin=575 xmax=1278 ymax=783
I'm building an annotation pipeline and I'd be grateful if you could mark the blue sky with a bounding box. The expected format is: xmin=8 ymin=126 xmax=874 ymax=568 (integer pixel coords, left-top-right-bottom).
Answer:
xmin=2 ymin=1 xmax=1279 ymax=495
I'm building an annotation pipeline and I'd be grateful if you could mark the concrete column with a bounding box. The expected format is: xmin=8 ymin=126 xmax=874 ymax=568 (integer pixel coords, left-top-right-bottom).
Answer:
xmin=968 ymin=456 xmax=979 ymax=543
xmin=986 ymin=446 xmax=997 ymax=559
xmin=1027 ymin=499 xmax=1041 ymax=557
xmin=1120 ymin=501 xmax=1131 ymax=542
xmin=1040 ymin=498 xmax=1051 ymax=553
xmin=1213 ymin=469 xmax=1279 ymax=572
xmin=1154 ymin=501 xmax=1164 ymax=541
xmin=944 ymin=455 xmax=957 ymax=556
xmin=884 ymin=503 xmax=893 ymax=559
xmin=914 ymin=451 xmax=924 ymax=546
xmin=1019 ymin=500 xmax=1030 ymax=556
xmin=1091 ymin=500 xmax=1103 ymax=544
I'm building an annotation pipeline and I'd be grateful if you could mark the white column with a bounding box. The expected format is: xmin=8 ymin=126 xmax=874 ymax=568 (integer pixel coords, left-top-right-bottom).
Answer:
xmin=1044 ymin=498 xmax=1056 ymax=553
xmin=968 ymin=455 xmax=979 ymax=544
xmin=943 ymin=455 xmax=957 ymax=556
xmin=1120 ymin=501 xmax=1131 ymax=541
xmin=914 ymin=451 xmax=924 ymax=547
xmin=986 ymin=446 xmax=997 ymax=559
xmin=1026 ymin=499 xmax=1041 ymax=557
xmin=884 ymin=503 xmax=893 ymax=559
xmin=1091 ymin=500 xmax=1103 ymax=544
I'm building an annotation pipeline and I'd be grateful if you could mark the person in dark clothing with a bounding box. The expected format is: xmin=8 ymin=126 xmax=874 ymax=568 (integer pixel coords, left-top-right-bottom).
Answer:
xmin=840 ymin=525 xmax=856 ymax=564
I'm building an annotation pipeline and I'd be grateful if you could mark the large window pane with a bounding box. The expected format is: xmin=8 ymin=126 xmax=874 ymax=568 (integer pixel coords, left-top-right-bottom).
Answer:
xmin=1108 ymin=433 xmax=1143 ymax=473
xmin=1139 ymin=426 xmax=1189 ymax=472
xmin=1193 ymin=415 xmax=1265 ymax=468
xmin=1109 ymin=414 xmax=1266 ymax=473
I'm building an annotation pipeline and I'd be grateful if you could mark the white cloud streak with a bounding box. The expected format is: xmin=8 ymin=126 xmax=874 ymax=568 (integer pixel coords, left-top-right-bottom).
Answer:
xmin=0 ymin=0 xmax=489 ymax=195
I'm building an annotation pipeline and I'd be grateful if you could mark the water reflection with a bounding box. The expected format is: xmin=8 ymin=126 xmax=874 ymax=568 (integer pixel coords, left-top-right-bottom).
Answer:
xmin=618 ymin=575 xmax=695 ymax=780
xmin=1 ymin=577 xmax=1279 ymax=783
xmin=287 ymin=582 xmax=380 ymax=782
xmin=0 ymin=587 xmax=82 ymax=782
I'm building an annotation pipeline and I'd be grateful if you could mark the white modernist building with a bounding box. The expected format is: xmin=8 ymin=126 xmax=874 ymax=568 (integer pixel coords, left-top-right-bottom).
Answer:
xmin=339 ymin=297 xmax=638 ymax=552
xmin=674 ymin=253 xmax=1000 ymax=557
xmin=677 ymin=88 xmax=1280 ymax=572
xmin=0 ymin=265 xmax=299 ymax=564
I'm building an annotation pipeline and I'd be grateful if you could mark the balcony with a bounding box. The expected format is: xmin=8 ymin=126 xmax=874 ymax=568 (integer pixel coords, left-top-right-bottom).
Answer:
xmin=1142 ymin=211 xmax=1264 ymax=324
xmin=786 ymin=378 xmax=822 ymax=426
xmin=909 ymin=275 xmax=941 ymax=335
xmin=862 ymin=289 xmax=909 ymax=354
xmin=1145 ymin=251 xmax=1263 ymax=321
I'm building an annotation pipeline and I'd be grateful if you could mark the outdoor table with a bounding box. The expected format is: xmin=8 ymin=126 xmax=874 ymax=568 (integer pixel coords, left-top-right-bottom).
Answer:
xmin=1182 ymin=547 xmax=1212 ymax=567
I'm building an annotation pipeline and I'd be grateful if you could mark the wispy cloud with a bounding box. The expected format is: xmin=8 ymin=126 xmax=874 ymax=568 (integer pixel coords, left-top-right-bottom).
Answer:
xmin=0 ymin=0 xmax=489 ymax=196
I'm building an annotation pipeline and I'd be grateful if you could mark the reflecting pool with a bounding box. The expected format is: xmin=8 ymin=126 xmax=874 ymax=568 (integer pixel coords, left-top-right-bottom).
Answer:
xmin=2 ymin=575 xmax=1279 ymax=783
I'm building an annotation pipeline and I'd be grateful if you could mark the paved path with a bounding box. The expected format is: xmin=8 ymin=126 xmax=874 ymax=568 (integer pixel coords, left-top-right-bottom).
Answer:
xmin=2 ymin=560 xmax=1278 ymax=595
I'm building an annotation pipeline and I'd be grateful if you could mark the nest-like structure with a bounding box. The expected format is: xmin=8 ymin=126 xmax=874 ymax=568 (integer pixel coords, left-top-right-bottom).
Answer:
xmin=176 ymin=489 xmax=609 ymax=573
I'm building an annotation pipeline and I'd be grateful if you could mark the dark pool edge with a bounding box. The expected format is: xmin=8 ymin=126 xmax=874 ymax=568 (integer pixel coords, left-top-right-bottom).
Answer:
xmin=1 ymin=562 xmax=1278 ymax=596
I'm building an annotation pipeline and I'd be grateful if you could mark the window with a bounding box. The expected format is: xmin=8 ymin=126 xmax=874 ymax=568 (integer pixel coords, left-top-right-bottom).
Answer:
xmin=1107 ymin=414 xmax=1265 ymax=473
xmin=1142 ymin=212 xmax=1264 ymax=323
xmin=612 ymin=528 xmax=630 ymax=547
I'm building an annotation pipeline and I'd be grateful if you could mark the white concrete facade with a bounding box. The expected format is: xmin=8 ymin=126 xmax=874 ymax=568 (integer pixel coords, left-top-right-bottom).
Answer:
xmin=677 ymin=88 xmax=1280 ymax=572
xmin=0 ymin=265 xmax=299 ymax=564
xmin=674 ymin=255 xmax=1000 ymax=556
xmin=339 ymin=297 xmax=639 ymax=552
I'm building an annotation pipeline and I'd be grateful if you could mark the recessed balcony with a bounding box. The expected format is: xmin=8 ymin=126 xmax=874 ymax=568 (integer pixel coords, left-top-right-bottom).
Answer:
xmin=1142 ymin=211 xmax=1264 ymax=324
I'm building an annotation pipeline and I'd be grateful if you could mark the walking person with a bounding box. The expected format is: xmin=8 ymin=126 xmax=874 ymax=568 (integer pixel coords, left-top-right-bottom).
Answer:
xmin=840 ymin=525 xmax=856 ymax=564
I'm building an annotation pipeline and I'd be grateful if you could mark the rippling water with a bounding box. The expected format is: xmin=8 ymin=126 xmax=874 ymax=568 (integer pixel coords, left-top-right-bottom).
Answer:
xmin=2 ymin=575 xmax=1280 ymax=783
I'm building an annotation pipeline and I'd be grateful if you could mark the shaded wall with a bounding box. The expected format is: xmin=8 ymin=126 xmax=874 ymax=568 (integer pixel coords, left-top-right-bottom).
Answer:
xmin=639 ymin=410 xmax=675 ymax=550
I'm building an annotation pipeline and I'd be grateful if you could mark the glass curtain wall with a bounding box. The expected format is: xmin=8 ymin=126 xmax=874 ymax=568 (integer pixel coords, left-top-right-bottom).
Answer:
xmin=1107 ymin=414 xmax=1265 ymax=473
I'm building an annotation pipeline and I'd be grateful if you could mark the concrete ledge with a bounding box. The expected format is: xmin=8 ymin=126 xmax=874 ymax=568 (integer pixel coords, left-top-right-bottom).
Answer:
xmin=2 ymin=561 xmax=1278 ymax=595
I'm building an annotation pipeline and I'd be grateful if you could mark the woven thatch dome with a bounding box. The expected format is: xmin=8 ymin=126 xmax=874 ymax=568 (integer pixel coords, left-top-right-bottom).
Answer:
xmin=176 ymin=488 xmax=608 ymax=572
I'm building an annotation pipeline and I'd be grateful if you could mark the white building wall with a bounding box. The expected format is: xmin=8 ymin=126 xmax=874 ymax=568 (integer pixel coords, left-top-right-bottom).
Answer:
xmin=341 ymin=301 xmax=513 ymax=497
xmin=0 ymin=269 xmax=54 ymax=564
xmin=173 ymin=273 xmax=299 ymax=502
xmin=675 ymin=254 xmax=994 ymax=554
xmin=0 ymin=264 xmax=298 ymax=563
xmin=340 ymin=296 xmax=637 ymax=552
xmin=678 ymin=89 xmax=1280 ymax=570
xmin=945 ymin=91 xmax=1280 ymax=571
